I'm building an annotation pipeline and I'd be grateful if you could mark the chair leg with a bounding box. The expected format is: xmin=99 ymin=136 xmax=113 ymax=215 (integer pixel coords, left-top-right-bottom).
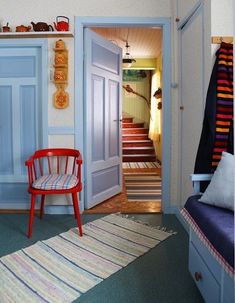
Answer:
xmin=72 ymin=193 xmax=83 ymax=236
xmin=40 ymin=195 xmax=45 ymax=219
xmin=28 ymin=194 xmax=36 ymax=238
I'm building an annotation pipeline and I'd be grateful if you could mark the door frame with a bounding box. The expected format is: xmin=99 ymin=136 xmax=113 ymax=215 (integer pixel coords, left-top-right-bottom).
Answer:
xmin=75 ymin=17 xmax=171 ymax=213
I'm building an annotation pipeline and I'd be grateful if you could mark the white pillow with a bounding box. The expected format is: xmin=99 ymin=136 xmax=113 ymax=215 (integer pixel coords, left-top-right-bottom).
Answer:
xmin=199 ymin=152 xmax=234 ymax=211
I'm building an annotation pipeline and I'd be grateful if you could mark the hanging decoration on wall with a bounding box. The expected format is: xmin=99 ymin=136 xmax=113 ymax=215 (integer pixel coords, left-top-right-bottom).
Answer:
xmin=123 ymin=70 xmax=147 ymax=81
xmin=53 ymin=39 xmax=69 ymax=109
xmin=122 ymin=84 xmax=151 ymax=110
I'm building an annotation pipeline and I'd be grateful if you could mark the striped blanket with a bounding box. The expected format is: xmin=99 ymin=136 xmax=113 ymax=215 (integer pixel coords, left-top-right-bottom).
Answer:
xmin=0 ymin=214 xmax=173 ymax=303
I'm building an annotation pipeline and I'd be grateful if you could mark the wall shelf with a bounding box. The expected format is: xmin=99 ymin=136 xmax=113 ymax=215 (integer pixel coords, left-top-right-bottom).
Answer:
xmin=0 ymin=31 xmax=73 ymax=39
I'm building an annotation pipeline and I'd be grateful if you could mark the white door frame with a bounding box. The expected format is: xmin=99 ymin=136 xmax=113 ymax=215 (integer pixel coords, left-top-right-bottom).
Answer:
xmin=75 ymin=17 xmax=171 ymax=213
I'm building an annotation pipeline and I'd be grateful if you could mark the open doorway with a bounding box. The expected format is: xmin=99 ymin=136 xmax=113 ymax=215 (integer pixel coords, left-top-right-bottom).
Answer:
xmin=75 ymin=17 xmax=171 ymax=214
xmin=88 ymin=27 xmax=163 ymax=213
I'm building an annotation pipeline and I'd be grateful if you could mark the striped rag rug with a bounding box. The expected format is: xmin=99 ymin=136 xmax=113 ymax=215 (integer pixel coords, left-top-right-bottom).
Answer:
xmin=124 ymin=172 xmax=162 ymax=202
xmin=122 ymin=162 xmax=161 ymax=169
xmin=0 ymin=214 xmax=174 ymax=303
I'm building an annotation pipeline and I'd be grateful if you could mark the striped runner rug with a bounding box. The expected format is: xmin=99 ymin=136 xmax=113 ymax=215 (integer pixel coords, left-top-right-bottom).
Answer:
xmin=124 ymin=172 xmax=162 ymax=202
xmin=122 ymin=162 xmax=161 ymax=169
xmin=0 ymin=214 xmax=173 ymax=303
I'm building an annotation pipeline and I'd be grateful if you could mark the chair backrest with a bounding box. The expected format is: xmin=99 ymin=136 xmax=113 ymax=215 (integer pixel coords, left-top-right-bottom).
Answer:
xmin=25 ymin=148 xmax=82 ymax=184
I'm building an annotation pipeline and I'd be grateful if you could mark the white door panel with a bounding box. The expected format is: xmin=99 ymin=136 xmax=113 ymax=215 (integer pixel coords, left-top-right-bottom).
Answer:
xmin=178 ymin=2 xmax=209 ymax=204
xmin=84 ymin=29 xmax=122 ymax=209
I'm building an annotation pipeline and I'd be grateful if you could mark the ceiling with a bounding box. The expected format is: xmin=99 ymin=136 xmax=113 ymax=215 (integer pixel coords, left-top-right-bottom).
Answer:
xmin=91 ymin=27 xmax=162 ymax=59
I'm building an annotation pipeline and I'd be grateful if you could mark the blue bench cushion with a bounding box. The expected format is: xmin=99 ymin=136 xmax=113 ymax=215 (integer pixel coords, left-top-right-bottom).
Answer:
xmin=33 ymin=174 xmax=78 ymax=190
xmin=184 ymin=195 xmax=234 ymax=270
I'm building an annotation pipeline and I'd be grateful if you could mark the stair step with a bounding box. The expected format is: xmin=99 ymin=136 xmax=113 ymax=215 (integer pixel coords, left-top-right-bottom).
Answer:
xmin=122 ymin=134 xmax=149 ymax=140
xmin=122 ymin=122 xmax=144 ymax=128
xmin=122 ymin=128 xmax=149 ymax=134
xmin=123 ymin=147 xmax=155 ymax=155
xmin=122 ymin=117 xmax=133 ymax=123
xmin=122 ymin=140 xmax=153 ymax=147
xmin=123 ymin=154 xmax=156 ymax=162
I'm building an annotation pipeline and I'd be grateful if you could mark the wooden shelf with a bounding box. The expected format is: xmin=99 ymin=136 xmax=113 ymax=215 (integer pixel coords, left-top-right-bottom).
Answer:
xmin=0 ymin=31 xmax=73 ymax=39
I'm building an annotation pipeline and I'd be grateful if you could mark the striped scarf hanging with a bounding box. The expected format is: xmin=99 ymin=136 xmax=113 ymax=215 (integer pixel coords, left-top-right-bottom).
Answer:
xmin=194 ymin=42 xmax=233 ymax=186
xmin=211 ymin=42 xmax=233 ymax=170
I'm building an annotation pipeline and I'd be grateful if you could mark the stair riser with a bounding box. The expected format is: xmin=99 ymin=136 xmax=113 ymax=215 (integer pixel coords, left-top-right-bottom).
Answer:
xmin=122 ymin=118 xmax=133 ymax=123
xmin=122 ymin=135 xmax=149 ymax=140
xmin=123 ymin=155 xmax=156 ymax=162
xmin=122 ymin=128 xmax=148 ymax=134
xmin=123 ymin=149 xmax=155 ymax=155
xmin=122 ymin=123 xmax=144 ymax=128
xmin=123 ymin=142 xmax=153 ymax=147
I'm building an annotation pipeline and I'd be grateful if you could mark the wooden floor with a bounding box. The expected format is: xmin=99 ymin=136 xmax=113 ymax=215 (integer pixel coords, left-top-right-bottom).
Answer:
xmin=84 ymin=167 xmax=161 ymax=214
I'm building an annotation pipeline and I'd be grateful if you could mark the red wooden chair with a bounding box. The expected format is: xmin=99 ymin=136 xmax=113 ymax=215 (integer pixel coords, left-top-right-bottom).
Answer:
xmin=25 ymin=148 xmax=83 ymax=238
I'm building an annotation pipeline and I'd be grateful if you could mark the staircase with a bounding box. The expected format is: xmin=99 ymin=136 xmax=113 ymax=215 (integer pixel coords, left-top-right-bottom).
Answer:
xmin=122 ymin=116 xmax=156 ymax=162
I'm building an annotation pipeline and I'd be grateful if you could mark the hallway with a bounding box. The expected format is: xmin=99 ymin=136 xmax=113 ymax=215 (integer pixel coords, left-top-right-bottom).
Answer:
xmin=84 ymin=165 xmax=161 ymax=214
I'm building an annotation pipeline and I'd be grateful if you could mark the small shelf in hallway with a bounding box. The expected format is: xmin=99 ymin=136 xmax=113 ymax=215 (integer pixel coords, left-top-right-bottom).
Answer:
xmin=122 ymin=115 xmax=156 ymax=163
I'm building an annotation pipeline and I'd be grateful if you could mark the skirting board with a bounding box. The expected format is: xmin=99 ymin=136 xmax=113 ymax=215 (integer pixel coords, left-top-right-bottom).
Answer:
xmin=0 ymin=203 xmax=74 ymax=215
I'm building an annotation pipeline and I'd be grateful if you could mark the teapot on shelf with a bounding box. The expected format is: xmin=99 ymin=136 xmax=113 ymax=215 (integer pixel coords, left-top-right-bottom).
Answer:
xmin=31 ymin=21 xmax=54 ymax=32
xmin=54 ymin=16 xmax=69 ymax=31
xmin=16 ymin=25 xmax=31 ymax=32
xmin=2 ymin=23 xmax=11 ymax=32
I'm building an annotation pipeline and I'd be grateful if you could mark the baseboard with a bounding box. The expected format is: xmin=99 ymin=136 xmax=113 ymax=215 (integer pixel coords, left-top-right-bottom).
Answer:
xmin=174 ymin=207 xmax=189 ymax=234
xmin=163 ymin=205 xmax=178 ymax=214
xmin=0 ymin=202 xmax=33 ymax=210
xmin=163 ymin=205 xmax=189 ymax=233
xmin=0 ymin=203 xmax=77 ymax=215
xmin=45 ymin=205 xmax=74 ymax=215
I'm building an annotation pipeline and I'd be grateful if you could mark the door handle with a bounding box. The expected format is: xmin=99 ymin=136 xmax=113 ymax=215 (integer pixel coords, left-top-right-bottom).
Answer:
xmin=113 ymin=119 xmax=123 ymax=122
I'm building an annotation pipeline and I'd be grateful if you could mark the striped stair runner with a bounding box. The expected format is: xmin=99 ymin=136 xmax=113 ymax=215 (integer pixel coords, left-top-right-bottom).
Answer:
xmin=122 ymin=162 xmax=161 ymax=169
xmin=124 ymin=172 xmax=162 ymax=202
xmin=122 ymin=115 xmax=156 ymax=162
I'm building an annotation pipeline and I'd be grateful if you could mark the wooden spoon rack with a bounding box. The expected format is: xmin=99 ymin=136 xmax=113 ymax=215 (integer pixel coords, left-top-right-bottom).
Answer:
xmin=53 ymin=39 xmax=69 ymax=109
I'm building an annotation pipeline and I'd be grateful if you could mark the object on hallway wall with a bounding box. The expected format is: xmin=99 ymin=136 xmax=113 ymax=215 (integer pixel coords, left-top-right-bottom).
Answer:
xmin=53 ymin=39 xmax=69 ymax=109
xmin=2 ymin=23 xmax=11 ymax=32
xmin=153 ymin=87 xmax=162 ymax=110
xmin=122 ymin=84 xmax=150 ymax=110
xmin=31 ymin=21 xmax=54 ymax=32
xmin=123 ymin=70 xmax=147 ymax=81
xmin=211 ymin=36 xmax=233 ymax=44
xmin=54 ymin=16 xmax=69 ymax=31
xmin=15 ymin=25 xmax=31 ymax=32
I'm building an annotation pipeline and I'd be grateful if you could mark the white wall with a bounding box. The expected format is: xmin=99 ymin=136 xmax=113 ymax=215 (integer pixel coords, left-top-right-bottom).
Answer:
xmin=0 ymin=0 xmax=171 ymax=140
xmin=211 ymin=0 xmax=233 ymax=56
xmin=0 ymin=0 xmax=171 ymax=29
xmin=122 ymin=71 xmax=151 ymax=125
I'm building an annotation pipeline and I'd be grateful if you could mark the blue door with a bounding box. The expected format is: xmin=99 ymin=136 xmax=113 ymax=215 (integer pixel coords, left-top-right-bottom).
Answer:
xmin=0 ymin=46 xmax=42 ymax=205
xmin=84 ymin=29 xmax=122 ymax=208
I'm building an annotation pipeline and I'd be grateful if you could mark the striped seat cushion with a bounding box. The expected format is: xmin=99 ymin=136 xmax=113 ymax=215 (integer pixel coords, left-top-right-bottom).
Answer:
xmin=32 ymin=174 xmax=78 ymax=190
